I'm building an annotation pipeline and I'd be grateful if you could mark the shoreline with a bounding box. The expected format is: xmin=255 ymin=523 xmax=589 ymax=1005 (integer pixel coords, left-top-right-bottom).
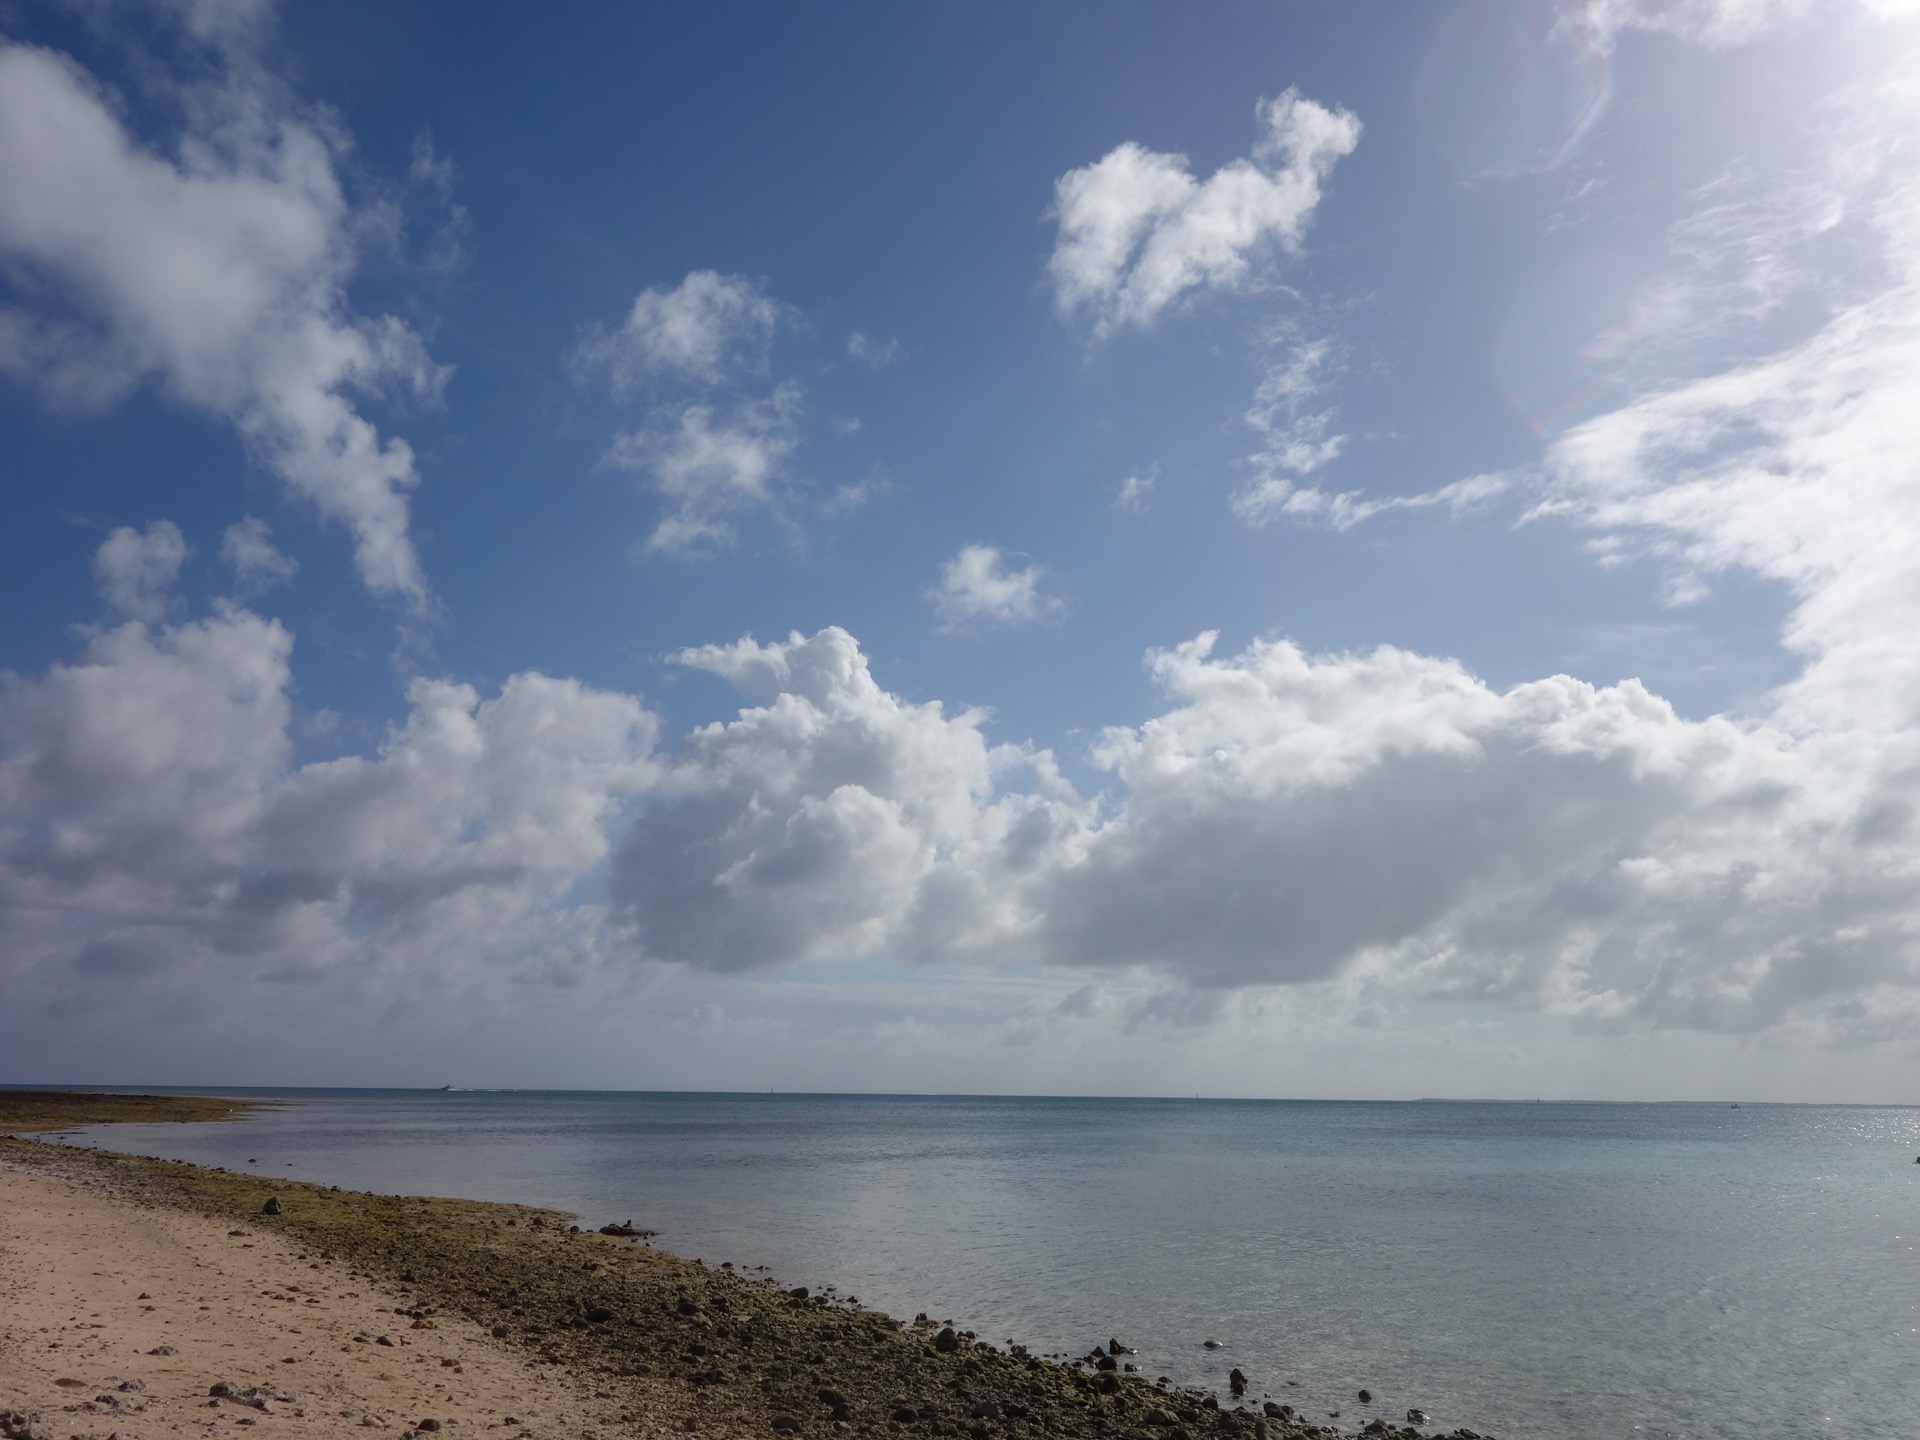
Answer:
xmin=1 ymin=1096 xmax=1471 ymax=1440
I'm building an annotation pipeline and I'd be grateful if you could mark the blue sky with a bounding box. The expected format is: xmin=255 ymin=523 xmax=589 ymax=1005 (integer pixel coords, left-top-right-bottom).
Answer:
xmin=2 ymin=0 xmax=1918 ymax=1099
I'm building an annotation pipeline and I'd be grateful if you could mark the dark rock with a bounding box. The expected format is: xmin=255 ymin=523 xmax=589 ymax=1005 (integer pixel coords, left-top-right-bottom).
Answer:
xmin=147 ymin=1346 xmax=176 ymax=1356
xmin=1407 ymin=1410 xmax=1429 ymax=1424
xmin=260 ymin=1197 xmax=282 ymax=1216
xmin=969 ymin=1402 xmax=1001 ymax=1421
xmin=1229 ymin=1369 xmax=1247 ymax=1397
xmin=1202 ymin=1340 xmax=1223 ymax=1349
xmin=933 ymin=1327 xmax=960 ymax=1353
xmin=52 ymin=1381 xmax=86 ymax=1392
xmin=1096 ymin=1373 xmax=1120 ymax=1395
xmin=1364 ymin=1423 xmax=1389 ymax=1437
xmin=116 ymin=1382 xmax=145 ymax=1394
xmin=137 ymin=1293 xmax=151 ymax=1300
xmin=376 ymin=1336 xmax=395 ymax=1347
xmin=1358 ymin=1390 xmax=1373 ymax=1404
xmin=788 ymin=1287 xmax=810 ymax=1300
xmin=209 ymin=1383 xmax=236 ymax=1398
xmin=417 ymin=1422 xmax=442 ymax=1433
xmin=490 ymin=1325 xmax=509 ymax=1338
xmin=1096 ymin=1355 xmax=1118 ymax=1371
xmin=771 ymin=1417 xmax=802 ymax=1434
xmin=1200 ymin=1396 xmax=1218 ymax=1410
xmin=600 ymin=1222 xmax=648 ymax=1237
xmin=677 ymin=1298 xmax=702 ymax=1316
xmin=1261 ymin=1404 xmax=1285 ymax=1419
xmin=890 ymin=1407 xmax=919 ymax=1424
xmin=585 ymin=1306 xmax=615 ymax=1324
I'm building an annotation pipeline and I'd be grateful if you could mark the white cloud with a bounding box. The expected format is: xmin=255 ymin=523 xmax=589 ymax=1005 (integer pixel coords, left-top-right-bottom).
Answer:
xmin=0 ymin=33 xmax=442 ymax=604
xmin=93 ymin=521 xmax=189 ymax=622
xmin=220 ymin=515 xmax=298 ymax=594
xmin=1048 ymin=90 xmax=1361 ymax=334
xmin=609 ymin=627 xmax=1084 ymax=973
xmin=0 ymin=596 xmax=659 ymax=1014
xmin=576 ymin=270 xmax=784 ymax=389
xmin=599 ymin=621 xmax=1920 ymax=1042
xmin=604 ymin=384 xmax=804 ymax=555
xmin=846 ymin=332 xmax=903 ymax=367
xmin=1230 ymin=334 xmax=1351 ymax=522
xmin=929 ymin=545 xmax=1062 ymax=630
xmin=1116 ymin=465 xmax=1158 ymax=512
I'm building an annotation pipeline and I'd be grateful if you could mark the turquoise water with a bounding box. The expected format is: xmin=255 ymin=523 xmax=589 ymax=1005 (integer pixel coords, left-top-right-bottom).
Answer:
xmin=49 ymin=1092 xmax=1920 ymax=1439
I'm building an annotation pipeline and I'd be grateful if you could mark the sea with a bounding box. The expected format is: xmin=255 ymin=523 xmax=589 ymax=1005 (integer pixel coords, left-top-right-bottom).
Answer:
xmin=36 ymin=1091 xmax=1920 ymax=1440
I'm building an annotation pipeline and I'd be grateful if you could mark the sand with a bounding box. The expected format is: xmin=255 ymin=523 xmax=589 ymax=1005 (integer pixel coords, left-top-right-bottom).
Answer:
xmin=0 ymin=1163 xmax=636 ymax=1440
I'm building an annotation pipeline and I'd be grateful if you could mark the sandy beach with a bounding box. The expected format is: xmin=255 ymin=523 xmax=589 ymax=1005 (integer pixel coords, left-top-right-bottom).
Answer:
xmin=0 ymin=1162 xmax=623 ymax=1439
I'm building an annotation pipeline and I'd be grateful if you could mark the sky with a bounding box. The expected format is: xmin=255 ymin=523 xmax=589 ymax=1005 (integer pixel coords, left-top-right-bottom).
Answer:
xmin=2 ymin=0 xmax=1919 ymax=1100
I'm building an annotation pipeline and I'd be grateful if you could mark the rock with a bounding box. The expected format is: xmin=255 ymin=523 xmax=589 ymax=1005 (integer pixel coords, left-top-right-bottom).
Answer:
xmin=490 ymin=1325 xmax=509 ymax=1338
xmin=1202 ymin=1339 xmax=1223 ymax=1349
xmin=417 ymin=1421 xmax=442 ymax=1433
xmin=933 ymin=1327 xmax=960 ymax=1353
xmin=116 ymin=1381 xmax=145 ymax=1394
xmin=52 ymin=1381 xmax=86 ymax=1391
xmin=148 ymin=1346 xmax=176 ymax=1356
xmin=1254 ymin=1423 xmax=1269 ymax=1440
xmin=1357 ymin=1389 xmax=1372 ymax=1404
xmin=677 ymin=1298 xmax=702 ymax=1316
xmin=1407 ymin=1410 xmax=1429 ymax=1424
xmin=771 ymin=1417 xmax=802 ymax=1434
xmin=261 ymin=1197 xmax=282 ymax=1216
xmin=890 ymin=1407 xmax=919 ymax=1424
xmin=969 ymin=1401 xmax=1001 ymax=1421
xmin=209 ymin=1383 xmax=236 ymax=1398
xmin=599 ymin=1222 xmax=647 ymax=1237
xmin=1145 ymin=1409 xmax=1178 ymax=1428
xmin=137 ymin=1293 xmax=151 ymax=1300
xmin=1096 ymin=1355 xmax=1118 ymax=1371
xmin=584 ymin=1306 xmax=615 ymax=1324
xmin=1262 ymin=1404 xmax=1289 ymax=1419
xmin=376 ymin=1336 xmax=395 ymax=1347
xmin=1229 ymin=1369 xmax=1247 ymax=1397
xmin=1363 ymin=1423 xmax=1389 ymax=1437
xmin=788 ymin=1287 xmax=809 ymax=1300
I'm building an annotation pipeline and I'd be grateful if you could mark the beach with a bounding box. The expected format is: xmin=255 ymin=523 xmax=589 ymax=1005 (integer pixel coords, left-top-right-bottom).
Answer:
xmin=1 ymin=1098 xmax=1396 ymax=1440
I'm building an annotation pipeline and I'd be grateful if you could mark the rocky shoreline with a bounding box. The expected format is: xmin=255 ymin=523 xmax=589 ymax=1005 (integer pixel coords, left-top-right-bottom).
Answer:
xmin=0 ymin=1100 xmax=1493 ymax=1440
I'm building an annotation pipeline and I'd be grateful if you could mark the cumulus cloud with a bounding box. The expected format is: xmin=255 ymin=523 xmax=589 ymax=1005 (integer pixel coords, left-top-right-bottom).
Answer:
xmin=576 ymin=270 xmax=784 ymax=390
xmin=604 ymin=384 xmax=804 ymax=555
xmin=581 ymin=272 xmax=816 ymax=553
xmin=0 ymin=591 xmax=658 ymax=1014
xmin=220 ymin=515 xmax=299 ymax=594
xmin=610 ymin=627 xmax=1084 ymax=973
xmin=93 ymin=521 xmax=189 ymax=622
xmin=601 ymin=621 xmax=1920 ymax=1041
xmin=0 ymin=31 xmax=443 ymax=604
xmin=929 ymin=545 xmax=1062 ymax=630
xmin=1048 ymin=90 xmax=1360 ymax=334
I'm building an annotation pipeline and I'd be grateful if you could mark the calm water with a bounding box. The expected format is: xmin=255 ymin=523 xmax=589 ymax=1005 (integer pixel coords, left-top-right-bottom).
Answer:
xmin=40 ymin=1091 xmax=1920 ymax=1440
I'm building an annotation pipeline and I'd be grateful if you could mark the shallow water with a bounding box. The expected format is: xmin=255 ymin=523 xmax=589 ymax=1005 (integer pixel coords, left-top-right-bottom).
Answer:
xmin=46 ymin=1091 xmax=1920 ymax=1439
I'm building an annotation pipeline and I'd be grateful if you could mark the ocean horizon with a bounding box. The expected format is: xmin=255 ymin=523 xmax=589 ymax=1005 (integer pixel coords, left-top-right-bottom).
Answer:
xmin=26 ymin=1087 xmax=1920 ymax=1440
